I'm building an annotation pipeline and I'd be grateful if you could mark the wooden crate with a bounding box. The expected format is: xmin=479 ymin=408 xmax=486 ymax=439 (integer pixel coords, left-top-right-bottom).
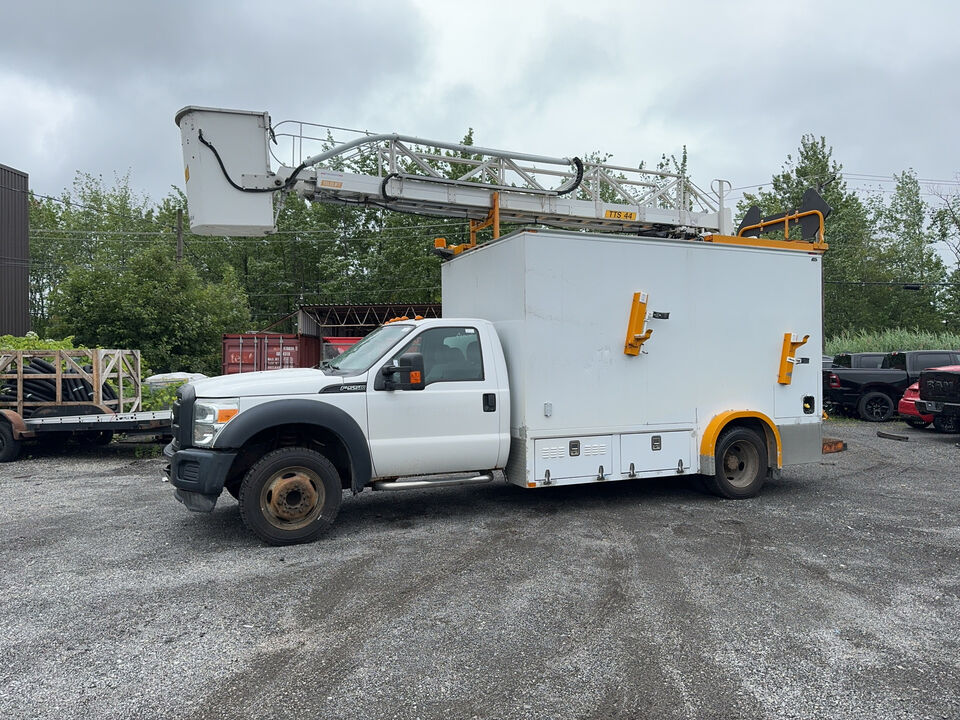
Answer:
xmin=0 ymin=349 xmax=141 ymax=416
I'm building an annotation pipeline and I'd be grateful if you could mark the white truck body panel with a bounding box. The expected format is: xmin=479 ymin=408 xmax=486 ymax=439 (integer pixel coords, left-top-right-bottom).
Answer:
xmin=442 ymin=229 xmax=823 ymax=488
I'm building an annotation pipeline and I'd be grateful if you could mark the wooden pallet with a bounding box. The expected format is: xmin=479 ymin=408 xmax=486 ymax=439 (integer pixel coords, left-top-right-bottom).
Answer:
xmin=0 ymin=349 xmax=141 ymax=416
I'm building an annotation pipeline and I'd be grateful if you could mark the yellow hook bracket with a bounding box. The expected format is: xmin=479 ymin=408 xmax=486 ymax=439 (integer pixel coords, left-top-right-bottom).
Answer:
xmin=778 ymin=332 xmax=810 ymax=384
xmin=624 ymin=291 xmax=653 ymax=356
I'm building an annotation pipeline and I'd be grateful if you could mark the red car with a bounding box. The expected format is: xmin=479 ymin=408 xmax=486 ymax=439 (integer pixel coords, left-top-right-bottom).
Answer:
xmin=899 ymin=381 xmax=933 ymax=428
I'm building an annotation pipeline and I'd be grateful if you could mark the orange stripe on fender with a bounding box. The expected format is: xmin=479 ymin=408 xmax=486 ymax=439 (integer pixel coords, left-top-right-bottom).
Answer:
xmin=701 ymin=410 xmax=782 ymax=468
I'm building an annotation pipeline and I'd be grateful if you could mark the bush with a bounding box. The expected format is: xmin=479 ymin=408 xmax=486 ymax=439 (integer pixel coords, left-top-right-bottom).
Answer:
xmin=141 ymin=382 xmax=185 ymax=411
xmin=825 ymin=328 xmax=960 ymax=355
xmin=0 ymin=332 xmax=79 ymax=351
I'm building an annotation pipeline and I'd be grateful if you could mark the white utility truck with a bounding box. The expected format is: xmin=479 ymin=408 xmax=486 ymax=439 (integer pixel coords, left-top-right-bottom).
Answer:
xmin=166 ymin=106 xmax=829 ymax=545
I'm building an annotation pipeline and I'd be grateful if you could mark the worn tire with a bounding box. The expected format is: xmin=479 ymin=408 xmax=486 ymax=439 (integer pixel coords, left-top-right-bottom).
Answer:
xmin=858 ymin=391 xmax=894 ymax=422
xmin=0 ymin=421 xmax=21 ymax=463
xmin=238 ymin=447 xmax=342 ymax=545
xmin=933 ymin=414 xmax=960 ymax=434
xmin=905 ymin=417 xmax=930 ymax=429
xmin=705 ymin=426 xmax=768 ymax=499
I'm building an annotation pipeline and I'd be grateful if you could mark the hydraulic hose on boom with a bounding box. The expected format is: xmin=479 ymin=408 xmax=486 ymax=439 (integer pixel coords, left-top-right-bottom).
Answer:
xmin=175 ymin=105 xmax=732 ymax=239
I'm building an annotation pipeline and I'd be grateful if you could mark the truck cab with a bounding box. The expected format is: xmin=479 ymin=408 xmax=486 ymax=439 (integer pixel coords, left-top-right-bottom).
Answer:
xmin=164 ymin=318 xmax=510 ymax=544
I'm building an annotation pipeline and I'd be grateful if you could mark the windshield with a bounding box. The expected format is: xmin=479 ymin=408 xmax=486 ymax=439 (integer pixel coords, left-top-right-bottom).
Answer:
xmin=324 ymin=324 xmax=414 ymax=375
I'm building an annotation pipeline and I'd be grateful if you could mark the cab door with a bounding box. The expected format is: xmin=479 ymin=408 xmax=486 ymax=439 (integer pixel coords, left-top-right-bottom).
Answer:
xmin=365 ymin=325 xmax=502 ymax=477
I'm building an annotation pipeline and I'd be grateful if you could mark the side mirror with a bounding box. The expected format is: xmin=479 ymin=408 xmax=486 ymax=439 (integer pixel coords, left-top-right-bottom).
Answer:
xmin=381 ymin=353 xmax=425 ymax=391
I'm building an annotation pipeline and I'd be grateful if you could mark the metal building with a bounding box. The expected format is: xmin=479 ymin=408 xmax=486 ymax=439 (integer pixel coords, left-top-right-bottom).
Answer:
xmin=0 ymin=163 xmax=30 ymax=335
xmin=296 ymin=303 xmax=442 ymax=338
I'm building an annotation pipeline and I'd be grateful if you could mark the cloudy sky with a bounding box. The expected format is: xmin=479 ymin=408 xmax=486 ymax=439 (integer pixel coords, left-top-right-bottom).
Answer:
xmin=2 ymin=0 xmax=958 ymax=212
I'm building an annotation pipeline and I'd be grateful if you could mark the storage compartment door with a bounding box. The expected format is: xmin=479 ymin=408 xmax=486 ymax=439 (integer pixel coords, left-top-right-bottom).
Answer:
xmin=620 ymin=431 xmax=693 ymax=474
xmin=534 ymin=436 xmax=613 ymax=481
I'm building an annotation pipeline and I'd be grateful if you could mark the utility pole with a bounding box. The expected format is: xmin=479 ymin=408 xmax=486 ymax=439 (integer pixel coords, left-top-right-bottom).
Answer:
xmin=176 ymin=209 xmax=183 ymax=264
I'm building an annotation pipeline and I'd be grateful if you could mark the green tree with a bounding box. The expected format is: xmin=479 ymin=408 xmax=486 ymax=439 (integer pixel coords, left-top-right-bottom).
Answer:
xmin=28 ymin=173 xmax=162 ymax=334
xmin=931 ymin=188 xmax=960 ymax=331
xmin=865 ymin=171 xmax=946 ymax=331
xmin=47 ymin=243 xmax=249 ymax=374
xmin=737 ymin=135 xmax=875 ymax=337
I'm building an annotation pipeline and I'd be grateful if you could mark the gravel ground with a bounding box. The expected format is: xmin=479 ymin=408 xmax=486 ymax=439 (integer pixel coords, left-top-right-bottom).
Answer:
xmin=1 ymin=420 xmax=959 ymax=720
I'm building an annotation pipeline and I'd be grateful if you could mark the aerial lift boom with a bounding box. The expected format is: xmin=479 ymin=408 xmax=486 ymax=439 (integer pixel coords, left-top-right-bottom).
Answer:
xmin=175 ymin=106 xmax=733 ymax=242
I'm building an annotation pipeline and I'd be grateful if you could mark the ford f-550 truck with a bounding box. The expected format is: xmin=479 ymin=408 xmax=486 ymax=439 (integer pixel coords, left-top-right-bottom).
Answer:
xmin=165 ymin=106 xmax=829 ymax=544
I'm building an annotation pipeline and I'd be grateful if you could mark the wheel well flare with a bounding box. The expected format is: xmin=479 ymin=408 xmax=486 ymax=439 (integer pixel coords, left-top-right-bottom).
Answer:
xmin=700 ymin=411 xmax=782 ymax=468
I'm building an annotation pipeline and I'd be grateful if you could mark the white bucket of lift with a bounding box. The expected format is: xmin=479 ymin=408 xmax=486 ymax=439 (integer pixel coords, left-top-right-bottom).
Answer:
xmin=175 ymin=106 xmax=275 ymax=236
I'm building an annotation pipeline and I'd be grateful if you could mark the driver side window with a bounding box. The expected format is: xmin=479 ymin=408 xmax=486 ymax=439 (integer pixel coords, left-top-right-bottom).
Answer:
xmin=395 ymin=327 xmax=484 ymax=385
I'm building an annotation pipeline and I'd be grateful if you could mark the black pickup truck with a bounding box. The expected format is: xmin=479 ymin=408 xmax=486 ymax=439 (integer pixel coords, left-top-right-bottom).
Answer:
xmin=824 ymin=350 xmax=960 ymax=421
xmin=916 ymin=366 xmax=960 ymax=430
xmin=831 ymin=352 xmax=886 ymax=369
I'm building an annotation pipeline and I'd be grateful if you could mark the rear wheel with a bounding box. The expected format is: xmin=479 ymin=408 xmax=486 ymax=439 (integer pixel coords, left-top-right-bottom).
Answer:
xmin=705 ymin=426 xmax=768 ymax=499
xmin=858 ymin=391 xmax=894 ymax=422
xmin=905 ymin=417 xmax=930 ymax=429
xmin=0 ymin=422 xmax=21 ymax=463
xmin=933 ymin=414 xmax=960 ymax=433
xmin=238 ymin=447 xmax=342 ymax=545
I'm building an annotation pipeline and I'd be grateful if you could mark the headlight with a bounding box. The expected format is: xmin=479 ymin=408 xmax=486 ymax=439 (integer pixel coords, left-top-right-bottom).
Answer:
xmin=193 ymin=398 xmax=240 ymax=447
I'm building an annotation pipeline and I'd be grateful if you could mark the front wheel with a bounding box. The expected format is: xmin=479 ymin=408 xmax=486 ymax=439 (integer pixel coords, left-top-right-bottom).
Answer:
xmin=705 ymin=426 xmax=768 ymax=499
xmin=858 ymin=391 xmax=894 ymax=422
xmin=238 ymin=447 xmax=342 ymax=545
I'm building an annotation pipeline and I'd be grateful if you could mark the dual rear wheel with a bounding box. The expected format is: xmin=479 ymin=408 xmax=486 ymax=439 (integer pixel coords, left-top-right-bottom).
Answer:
xmin=705 ymin=426 xmax=768 ymax=499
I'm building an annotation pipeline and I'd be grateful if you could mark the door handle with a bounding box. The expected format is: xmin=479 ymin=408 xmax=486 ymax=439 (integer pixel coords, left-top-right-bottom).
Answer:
xmin=482 ymin=393 xmax=496 ymax=412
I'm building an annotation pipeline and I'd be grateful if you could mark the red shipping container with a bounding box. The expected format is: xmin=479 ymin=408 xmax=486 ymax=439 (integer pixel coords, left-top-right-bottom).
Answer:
xmin=222 ymin=334 xmax=323 ymax=375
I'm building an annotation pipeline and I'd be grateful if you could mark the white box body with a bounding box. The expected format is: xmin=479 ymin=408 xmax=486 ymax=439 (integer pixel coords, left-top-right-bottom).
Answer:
xmin=175 ymin=106 xmax=275 ymax=236
xmin=442 ymin=229 xmax=823 ymax=488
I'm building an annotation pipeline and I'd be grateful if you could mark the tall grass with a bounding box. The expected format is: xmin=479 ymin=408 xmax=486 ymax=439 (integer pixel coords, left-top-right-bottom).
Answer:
xmin=825 ymin=328 xmax=960 ymax=355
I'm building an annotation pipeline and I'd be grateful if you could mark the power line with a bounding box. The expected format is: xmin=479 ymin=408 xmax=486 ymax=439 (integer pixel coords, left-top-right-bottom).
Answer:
xmin=0 ymin=182 xmax=176 ymax=232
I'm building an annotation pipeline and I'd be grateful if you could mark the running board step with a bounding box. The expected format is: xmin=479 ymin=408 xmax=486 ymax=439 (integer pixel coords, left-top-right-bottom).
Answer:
xmin=372 ymin=473 xmax=494 ymax=491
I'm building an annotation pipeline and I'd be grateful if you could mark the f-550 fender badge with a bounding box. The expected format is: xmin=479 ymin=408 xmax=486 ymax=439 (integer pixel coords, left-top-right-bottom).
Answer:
xmin=321 ymin=384 xmax=367 ymax=393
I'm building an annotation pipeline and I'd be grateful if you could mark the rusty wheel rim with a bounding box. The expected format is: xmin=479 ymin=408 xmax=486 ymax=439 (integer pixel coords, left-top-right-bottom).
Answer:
xmin=721 ymin=440 xmax=760 ymax=489
xmin=260 ymin=466 xmax=324 ymax=530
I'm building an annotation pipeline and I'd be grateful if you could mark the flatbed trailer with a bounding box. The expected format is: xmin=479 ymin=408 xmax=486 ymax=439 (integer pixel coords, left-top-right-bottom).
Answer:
xmin=22 ymin=410 xmax=173 ymax=432
xmin=0 ymin=408 xmax=172 ymax=462
xmin=0 ymin=349 xmax=171 ymax=462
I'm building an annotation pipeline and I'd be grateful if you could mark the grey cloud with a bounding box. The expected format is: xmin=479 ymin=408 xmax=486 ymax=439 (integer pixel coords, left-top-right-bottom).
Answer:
xmin=1 ymin=1 xmax=429 ymax=198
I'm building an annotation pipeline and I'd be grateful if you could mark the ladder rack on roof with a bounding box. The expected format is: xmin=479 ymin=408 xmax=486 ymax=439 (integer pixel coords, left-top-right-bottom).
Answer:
xmin=270 ymin=119 xmax=732 ymax=236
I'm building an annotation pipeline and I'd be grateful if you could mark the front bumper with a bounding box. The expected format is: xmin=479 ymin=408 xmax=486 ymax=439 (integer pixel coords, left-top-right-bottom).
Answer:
xmin=162 ymin=441 xmax=237 ymax=513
